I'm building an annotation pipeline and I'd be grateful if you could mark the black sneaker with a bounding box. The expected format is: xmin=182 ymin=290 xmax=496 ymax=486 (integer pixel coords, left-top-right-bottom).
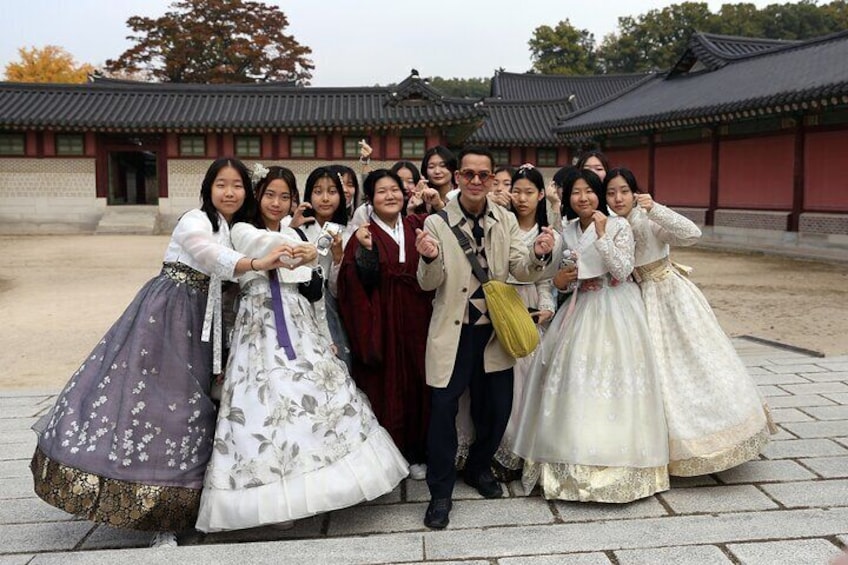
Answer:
xmin=424 ymin=497 xmax=452 ymax=529
xmin=464 ymin=469 xmax=503 ymax=498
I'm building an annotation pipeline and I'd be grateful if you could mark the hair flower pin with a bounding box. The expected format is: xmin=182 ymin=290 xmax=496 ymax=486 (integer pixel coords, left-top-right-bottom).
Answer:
xmin=518 ymin=162 xmax=536 ymax=172
xmin=251 ymin=162 xmax=270 ymax=184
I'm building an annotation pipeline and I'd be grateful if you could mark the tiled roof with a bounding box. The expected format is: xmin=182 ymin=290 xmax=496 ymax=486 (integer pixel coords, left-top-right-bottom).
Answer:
xmin=556 ymin=30 xmax=848 ymax=138
xmin=467 ymin=99 xmax=571 ymax=146
xmin=0 ymin=73 xmax=486 ymax=132
xmin=469 ymin=71 xmax=653 ymax=146
xmin=671 ymin=31 xmax=801 ymax=75
xmin=490 ymin=71 xmax=650 ymax=105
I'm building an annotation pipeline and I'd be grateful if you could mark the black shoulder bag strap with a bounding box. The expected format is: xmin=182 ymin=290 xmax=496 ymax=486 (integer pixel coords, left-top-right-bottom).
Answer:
xmin=437 ymin=210 xmax=490 ymax=285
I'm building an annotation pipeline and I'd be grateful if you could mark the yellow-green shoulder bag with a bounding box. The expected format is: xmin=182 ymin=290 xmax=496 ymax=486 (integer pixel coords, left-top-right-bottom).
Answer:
xmin=439 ymin=212 xmax=539 ymax=358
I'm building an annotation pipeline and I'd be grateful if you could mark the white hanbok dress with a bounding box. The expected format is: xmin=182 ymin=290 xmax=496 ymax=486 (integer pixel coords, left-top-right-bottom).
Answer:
xmin=627 ymin=203 xmax=773 ymax=476
xmin=514 ymin=216 xmax=669 ymax=503
xmin=196 ymin=223 xmax=408 ymax=532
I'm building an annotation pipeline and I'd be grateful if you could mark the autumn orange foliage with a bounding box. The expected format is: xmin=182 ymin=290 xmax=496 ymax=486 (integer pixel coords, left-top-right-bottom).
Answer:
xmin=4 ymin=45 xmax=94 ymax=83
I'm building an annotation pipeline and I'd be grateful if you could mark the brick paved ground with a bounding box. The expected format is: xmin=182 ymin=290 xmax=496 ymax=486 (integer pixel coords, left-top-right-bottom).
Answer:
xmin=1 ymin=338 xmax=846 ymax=564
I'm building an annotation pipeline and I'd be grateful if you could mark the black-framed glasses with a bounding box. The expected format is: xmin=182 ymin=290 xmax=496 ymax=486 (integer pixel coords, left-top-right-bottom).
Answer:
xmin=458 ymin=169 xmax=494 ymax=184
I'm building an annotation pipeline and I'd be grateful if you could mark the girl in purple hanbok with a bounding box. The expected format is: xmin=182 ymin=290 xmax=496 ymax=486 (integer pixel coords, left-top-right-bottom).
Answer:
xmin=31 ymin=158 xmax=290 ymax=548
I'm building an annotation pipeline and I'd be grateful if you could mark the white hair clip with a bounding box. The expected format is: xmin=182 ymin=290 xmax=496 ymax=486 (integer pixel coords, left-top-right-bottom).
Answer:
xmin=518 ymin=163 xmax=536 ymax=172
xmin=251 ymin=162 xmax=270 ymax=185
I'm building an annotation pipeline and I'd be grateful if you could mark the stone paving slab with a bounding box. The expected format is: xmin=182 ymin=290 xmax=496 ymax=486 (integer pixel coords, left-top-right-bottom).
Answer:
xmin=765 ymin=364 xmax=832 ymax=374
xmin=715 ymin=459 xmax=817 ymax=483
xmin=0 ymin=404 xmax=49 ymax=419
xmin=824 ymin=392 xmax=848 ymax=403
xmin=0 ymin=338 xmax=845 ymax=564
xmin=752 ymin=374 xmax=812 ymax=386
xmin=767 ymin=408 xmax=815 ymax=423
xmin=0 ymin=442 xmax=35 ymax=462
xmin=757 ymin=385 xmax=790 ymax=397
xmin=798 ymin=456 xmax=848 ymax=478
xmin=782 ymin=382 xmax=848 ymax=395
xmin=804 ymin=406 xmax=848 ymax=420
xmin=0 ymin=521 xmax=93 ymax=553
xmin=782 ymin=421 xmax=848 ymax=439
xmin=0 ymin=498 xmax=77 ymax=525
xmin=422 ymin=508 xmax=848 ymax=560
xmin=762 ymin=438 xmax=848 ymax=459
xmin=28 ymin=533 xmax=426 ymax=565
xmin=0 ymin=476 xmax=37 ymax=500
xmin=801 ymin=372 xmax=848 ymax=383
xmin=0 ymin=459 xmax=31 ymax=479
xmin=0 ymin=556 xmax=36 ymax=565
xmin=615 ymin=544 xmax=732 ymax=564
xmin=764 ymin=394 xmax=837 ymax=408
xmin=554 ymin=496 xmax=668 ymax=523
xmin=0 ymin=417 xmax=37 ymax=433
xmin=760 ymin=479 xmax=848 ymax=508
xmin=762 ymin=356 xmax=826 ymax=365
xmin=499 ymin=554 xmax=612 ymax=565
xmin=727 ymin=538 xmax=844 ymax=564
xmin=79 ymin=525 xmax=152 ymax=550
xmin=658 ymin=485 xmax=778 ymax=514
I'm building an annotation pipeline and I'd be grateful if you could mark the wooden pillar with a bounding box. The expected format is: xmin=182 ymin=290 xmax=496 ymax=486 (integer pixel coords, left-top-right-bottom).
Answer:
xmin=706 ymin=127 xmax=719 ymax=226
xmin=647 ymin=133 xmax=656 ymax=196
xmin=788 ymin=119 xmax=805 ymax=232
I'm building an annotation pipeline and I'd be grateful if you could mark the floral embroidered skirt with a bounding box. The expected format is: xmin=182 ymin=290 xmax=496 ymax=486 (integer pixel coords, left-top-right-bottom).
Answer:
xmin=31 ymin=263 xmax=217 ymax=532
xmin=513 ymin=278 xmax=670 ymax=503
xmin=195 ymin=281 xmax=408 ymax=532
xmin=636 ymin=262 xmax=773 ymax=476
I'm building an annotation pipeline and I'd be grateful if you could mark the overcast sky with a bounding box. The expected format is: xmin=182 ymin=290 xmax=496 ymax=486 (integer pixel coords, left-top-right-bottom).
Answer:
xmin=3 ymin=0 xmax=780 ymax=86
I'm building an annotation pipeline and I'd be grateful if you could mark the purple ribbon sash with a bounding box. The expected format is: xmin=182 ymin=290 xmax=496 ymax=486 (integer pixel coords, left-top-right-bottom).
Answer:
xmin=268 ymin=269 xmax=296 ymax=360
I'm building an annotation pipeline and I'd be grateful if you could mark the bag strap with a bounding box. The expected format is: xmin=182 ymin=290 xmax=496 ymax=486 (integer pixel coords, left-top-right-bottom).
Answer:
xmin=437 ymin=210 xmax=490 ymax=284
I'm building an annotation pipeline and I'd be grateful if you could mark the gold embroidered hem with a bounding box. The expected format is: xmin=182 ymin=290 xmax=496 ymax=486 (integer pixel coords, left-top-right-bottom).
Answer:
xmin=668 ymin=409 xmax=770 ymax=462
xmin=525 ymin=461 xmax=669 ymax=503
xmin=31 ymin=447 xmax=200 ymax=532
xmin=668 ymin=426 xmax=771 ymax=477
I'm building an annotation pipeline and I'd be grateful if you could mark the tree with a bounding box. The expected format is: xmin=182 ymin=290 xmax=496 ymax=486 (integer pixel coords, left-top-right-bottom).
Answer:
xmin=528 ymin=20 xmax=597 ymax=75
xmin=597 ymin=2 xmax=714 ymax=73
xmin=429 ymin=77 xmax=491 ymax=98
xmin=4 ymin=45 xmax=94 ymax=83
xmin=105 ymin=0 xmax=313 ymax=84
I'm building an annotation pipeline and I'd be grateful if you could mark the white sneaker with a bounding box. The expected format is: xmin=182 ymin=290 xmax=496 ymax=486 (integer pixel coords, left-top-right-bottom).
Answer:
xmin=409 ymin=463 xmax=427 ymax=480
xmin=149 ymin=531 xmax=178 ymax=549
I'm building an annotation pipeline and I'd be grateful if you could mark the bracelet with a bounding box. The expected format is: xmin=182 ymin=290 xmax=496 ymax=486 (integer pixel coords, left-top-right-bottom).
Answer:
xmin=250 ymin=258 xmax=257 ymax=271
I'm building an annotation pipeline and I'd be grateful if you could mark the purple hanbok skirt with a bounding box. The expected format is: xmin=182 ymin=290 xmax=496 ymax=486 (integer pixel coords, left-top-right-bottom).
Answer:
xmin=31 ymin=262 xmax=217 ymax=531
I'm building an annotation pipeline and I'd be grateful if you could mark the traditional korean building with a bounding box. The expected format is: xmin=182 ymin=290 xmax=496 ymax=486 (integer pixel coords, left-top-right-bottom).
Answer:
xmin=554 ymin=31 xmax=848 ymax=256
xmin=1 ymin=31 xmax=847 ymax=257
xmin=0 ymin=72 xmax=486 ymax=232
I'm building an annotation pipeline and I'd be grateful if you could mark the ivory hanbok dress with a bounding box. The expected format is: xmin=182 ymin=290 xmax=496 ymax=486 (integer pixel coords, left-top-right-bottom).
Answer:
xmin=31 ymin=209 xmax=241 ymax=531
xmin=627 ymin=203 xmax=773 ymax=476
xmin=514 ymin=216 xmax=669 ymax=503
xmin=196 ymin=223 xmax=408 ymax=532
xmin=492 ymin=223 xmax=555 ymax=480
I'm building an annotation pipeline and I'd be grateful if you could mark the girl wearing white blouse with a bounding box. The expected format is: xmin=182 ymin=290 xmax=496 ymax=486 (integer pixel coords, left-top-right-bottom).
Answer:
xmin=606 ymin=167 xmax=773 ymax=476
xmin=31 ymin=158 xmax=290 ymax=548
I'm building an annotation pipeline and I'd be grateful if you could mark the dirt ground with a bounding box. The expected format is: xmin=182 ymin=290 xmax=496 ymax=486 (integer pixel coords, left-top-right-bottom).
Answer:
xmin=0 ymin=235 xmax=846 ymax=391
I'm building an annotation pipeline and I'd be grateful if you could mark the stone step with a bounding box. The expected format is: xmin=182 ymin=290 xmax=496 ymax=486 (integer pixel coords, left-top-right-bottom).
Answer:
xmin=95 ymin=206 xmax=159 ymax=235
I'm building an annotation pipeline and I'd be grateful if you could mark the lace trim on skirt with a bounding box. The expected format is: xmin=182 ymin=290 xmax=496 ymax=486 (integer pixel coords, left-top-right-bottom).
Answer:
xmin=669 ymin=426 xmax=771 ymax=477
xmin=31 ymin=447 xmax=200 ymax=532
xmin=162 ymin=262 xmax=210 ymax=292
xmin=523 ymin=460 xmax=669 ymax=503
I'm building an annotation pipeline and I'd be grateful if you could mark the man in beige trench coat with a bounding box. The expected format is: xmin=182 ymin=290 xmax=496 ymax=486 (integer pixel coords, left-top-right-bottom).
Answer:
xmin=414 ymin=146 xmax=560 ymax=529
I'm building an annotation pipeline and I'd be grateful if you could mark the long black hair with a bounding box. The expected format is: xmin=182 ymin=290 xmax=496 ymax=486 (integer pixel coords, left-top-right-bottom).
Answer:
xmin=252 ymin=165 xmax=299 ymax=229
xmin=200 ymin=157 xmax=255 ymax=232
xmin=303 ymin=166 xmax=348 ymax=226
